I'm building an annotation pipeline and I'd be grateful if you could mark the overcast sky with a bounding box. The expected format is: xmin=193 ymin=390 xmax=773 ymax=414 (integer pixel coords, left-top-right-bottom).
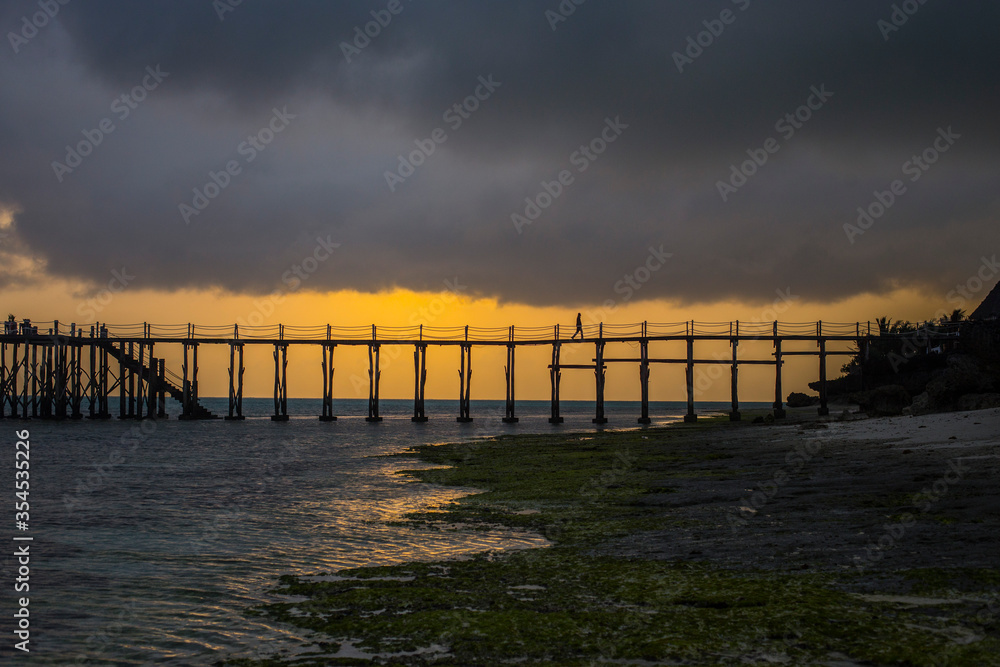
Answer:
xmin=1 ymin=0 xmax=997 ymax=308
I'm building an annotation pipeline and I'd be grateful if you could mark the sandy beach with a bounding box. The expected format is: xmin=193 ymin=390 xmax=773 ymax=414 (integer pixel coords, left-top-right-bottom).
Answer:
xmin=248 ymin=409 xmax=1000 ymax=665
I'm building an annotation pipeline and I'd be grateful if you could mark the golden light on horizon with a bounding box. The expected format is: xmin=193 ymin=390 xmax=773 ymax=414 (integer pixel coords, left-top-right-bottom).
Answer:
xmin=0 ymin=272 xmax=954 ymax=403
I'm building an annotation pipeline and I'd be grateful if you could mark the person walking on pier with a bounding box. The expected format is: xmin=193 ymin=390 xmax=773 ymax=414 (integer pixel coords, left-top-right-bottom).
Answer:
xmin=572 ymin=313 xmax=584 ymax=340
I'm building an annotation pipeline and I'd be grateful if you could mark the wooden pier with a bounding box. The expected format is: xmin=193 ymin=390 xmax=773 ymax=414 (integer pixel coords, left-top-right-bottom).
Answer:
xmin=0 ymin=319 xmax=959 ymax=424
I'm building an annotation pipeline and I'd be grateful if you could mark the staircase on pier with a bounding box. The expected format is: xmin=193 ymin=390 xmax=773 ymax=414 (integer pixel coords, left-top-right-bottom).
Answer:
xmin=101 ymin=342 xmax=219 ymax=419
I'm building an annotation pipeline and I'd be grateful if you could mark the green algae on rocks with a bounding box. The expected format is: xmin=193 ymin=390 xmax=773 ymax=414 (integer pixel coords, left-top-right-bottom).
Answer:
xmin=243 ymin=426 xmax=1000 ymax=666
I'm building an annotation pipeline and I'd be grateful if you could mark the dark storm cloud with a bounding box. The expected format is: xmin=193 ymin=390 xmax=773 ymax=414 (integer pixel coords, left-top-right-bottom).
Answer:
xmin=1 ymin=0 xmax=998 ymax=309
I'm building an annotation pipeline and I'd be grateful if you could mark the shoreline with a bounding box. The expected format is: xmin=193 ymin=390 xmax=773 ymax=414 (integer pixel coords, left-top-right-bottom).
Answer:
xmin=244 ymin=408 xmax=1000 ymax=665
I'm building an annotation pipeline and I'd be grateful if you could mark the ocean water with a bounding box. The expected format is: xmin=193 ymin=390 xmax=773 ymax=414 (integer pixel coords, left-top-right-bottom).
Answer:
xmin=5 ymin=398 xmax=763 ymax=664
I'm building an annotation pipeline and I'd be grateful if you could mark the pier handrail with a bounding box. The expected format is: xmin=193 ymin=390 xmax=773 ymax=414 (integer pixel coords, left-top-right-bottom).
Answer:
xmin=4 ymin=320 xmax=963 ymax=342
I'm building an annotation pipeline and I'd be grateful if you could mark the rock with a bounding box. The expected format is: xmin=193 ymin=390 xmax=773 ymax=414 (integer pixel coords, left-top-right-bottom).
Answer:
xmin=860 ymin=384 xmax=911 ymax=416
xmin=956 ymin=393 xmax=1000 ymax=411
xmin=924 ymin=354 xmax=998 ymax=412
xmin=910 ymin=392 xmax=932 ymax=415
xmin=786 ymin=392 xmax=819 ymax=408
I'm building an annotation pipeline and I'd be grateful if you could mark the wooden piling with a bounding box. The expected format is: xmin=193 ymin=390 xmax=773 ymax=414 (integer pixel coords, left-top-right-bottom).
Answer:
xmin=412 ymin=343 xmax=427 ymax=422
xmin=320 ymin=343 xmax=336 ymax=421
xmin=71 ymin=337 xmax=83 ymax=419
xmin=0 ymin=343 xmax=6 ymax=419
xmin=366 ymin=340 xmax=382 ymax=422
xmin=145 ymin=344 xmax=156 ymax=419
xmin=548 ymin=326 xmax=563 ymax=424
xmin=457 ymin=342 xmax=473 ymax=422
xmin=593 ymin=324 xmax=607 ymax=425
xmin=730 ymin=324 xmax=740 ymax=421
xmin=156 ymin=358 xmax=166 ymax=418
xmin=227 ymin=343 xmax=246 ymax=420
xmin=21 ymin=341 xmax=29 ymax=419
xmin=638 ymin=330 xmax=650 ymax=424
xmin=118 ymin=343 xmax=127 ymax=419
xmin=818 ymin=335 xmax=829 ymax=416
xmin=503 ymin=327 xmax=517 ymax=423
xmin=30 ymin=343 xmax=38 ymax=418
xmin=772 ymin=322 xmax=786 ymax=418
xmin=8 ymin=343 xmax=19 ymax=418
xmin=271 ymin=343 xmax=289 ymax=421
xmin=684 ymin=334 xmax=697 ymax=422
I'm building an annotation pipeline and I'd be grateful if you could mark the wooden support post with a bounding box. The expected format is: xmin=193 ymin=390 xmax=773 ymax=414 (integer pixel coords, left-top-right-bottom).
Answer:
xmin=320 ymin=343 xmax=336 ymax=421
xmin=412 ymin=344 xmax=427 ymax=422
xmin=87 ymin=341 xmax=96 ymax=418
xmin=145 ymin=344 xmax=156 ymax=419
xmin=366 ymin=343 xmax=382 ymax=422
xmin=227 ymin=343 xmax=246 ymax=420
xmin=638 ymin=337 xmax=650 ymax=424
xmin=271 ymin=343 xmax=289 ymax=421
xmin=0 ymin=343 xmax=5 ymax=419
xmin=503 ymin=335 xmax=518 ymax=423
xmin=135 ymin=342 xmax=145 ymax=420
xmin=191 ymin=343 xmax=200 ymax=417
xmin=21 ymin=342 xmax=29 ymax=420
xmin=70 ymin=338 xmax=83 ymax=419
xmin=99 ymin=346 xmax=111 ymax=419
xmin=38 ymin=343 xmax=49 ymax=419
xmin=684 ymin=336 xmax=697 ymax=422
xmin=818 ymin=337 xmax=829 ymax=416
xmin=773 ymin=324 xmax=786 ymax=418
xmin=593 ymin=342 xmax=607 ymax=425
xmin=118 ymin=343 xmax=127 ymax=419
xmin=457 ymin=343 xmax=473 ymax=422
xmin=549 ymin=338 xmax=563 ymax=424
xmin=127 ymin=342 xmax=136 ymax=419
xmin=180 ymin=343 xmax=191 ymax=419
xmin=8 ymin=343 xmax=18 ymax=419
xmin=730 ymin=334 xmax=741 ymax=421
xmin=54 ymin=336 xmax=67 ymax=419
xmin=30 ymin=343 xmax=38 ymax=418
xmin=157 ymin=358 xmax=166 ymax=418
xmin=860 ymin=335 xmax=870 ymax=392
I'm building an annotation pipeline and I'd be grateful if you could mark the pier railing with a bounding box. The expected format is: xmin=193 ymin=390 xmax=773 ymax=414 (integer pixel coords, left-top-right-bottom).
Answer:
xmin=2 ymin=320 xmax=964 ymax=342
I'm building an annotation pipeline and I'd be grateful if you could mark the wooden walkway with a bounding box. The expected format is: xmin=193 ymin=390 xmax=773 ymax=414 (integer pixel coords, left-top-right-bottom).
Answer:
xmin=0 ymin=320 xmax=960 ymax=424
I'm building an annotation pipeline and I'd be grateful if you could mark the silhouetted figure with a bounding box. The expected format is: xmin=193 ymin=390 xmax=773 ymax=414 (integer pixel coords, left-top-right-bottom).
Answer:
xmin=572 ymin=313 xmax=583 ymax=340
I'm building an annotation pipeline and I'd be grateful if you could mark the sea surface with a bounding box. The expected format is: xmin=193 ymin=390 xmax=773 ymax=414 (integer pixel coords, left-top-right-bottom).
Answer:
xmin=5 ymin=398 xmax=765 ymax=664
